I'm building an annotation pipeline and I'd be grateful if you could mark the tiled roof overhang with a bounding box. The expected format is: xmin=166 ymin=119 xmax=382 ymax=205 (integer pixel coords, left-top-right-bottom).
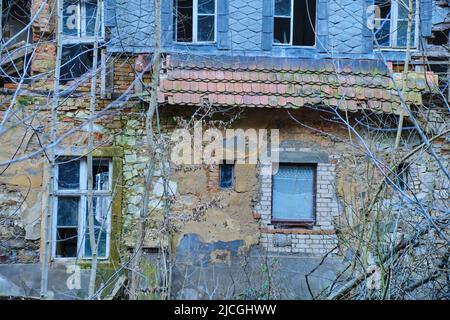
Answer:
xmin=158 ymin=54 xmax=434 ymax=116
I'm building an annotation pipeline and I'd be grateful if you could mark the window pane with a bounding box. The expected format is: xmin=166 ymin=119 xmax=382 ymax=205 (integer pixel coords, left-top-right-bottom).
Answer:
xmin=93 ymin=159 xmax=110 ymax=191
xmin=84 ymin=196 xmax=110 ymax=257
xmin=198 ymin=0 xmax=214 ymax=14
xmin=63 ymin=1 xmax=79 ymax=36
xmin=56 ymin=227 xmax=78 ymax=257
xmin=219 ymin=164 xmax=233 ymax=188
xmin=396 ymin=20 xmax=415 ymax=47
xmin=272 ymin=165 xmax=314 ymax=221
xmin=85 ymin=196 xmax=110 ymax=228
xmin=275 ymin=0 xmax=291 ymax=16
xmin=374 ymin=19 xmax=391 ymax=47
xmin=57 ymin=197 xmax=79 ymax=226
xmin=397 ymin=1 xmax=416 ymax=20
xmin=57 ymin=158 xmax=80 ymax=189
xmin=273 ymin=17 xmax=291 ymax=44
xmin=197 ymin=14 xmax=215 ymax=41
xmin=85 ymin=0 xmax=101 ymax=36
xmin=84 ymin=228 xmax=107 ymax=257
xmin=174 ymin=0 xmax=193 ymax=42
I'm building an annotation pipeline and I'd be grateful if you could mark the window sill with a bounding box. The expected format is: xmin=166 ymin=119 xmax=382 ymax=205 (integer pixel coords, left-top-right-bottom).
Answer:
xmin=271 ymin=219 xmax=315 ymax=228
xmin=51 ymin=257 xmax=110 ymax=263
xmin=172 ymin=41 xmax=217 ymax=46
xmin=272 ymin=44 xmax=316 ymax=49
xmin=375 ymin=48 xmax=419 ymax=52
xmin=261 ymin=227 xmax=335 ymax=235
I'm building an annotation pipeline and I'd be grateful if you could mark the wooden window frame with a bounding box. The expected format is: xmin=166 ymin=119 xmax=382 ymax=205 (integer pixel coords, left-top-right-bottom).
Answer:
xmin=173 ymin=0 xmax=217 ymax=44
xmin=52 ymin=156 xmax=113 ymax=261
xmin=61 ymin=0 xmax=105 ymax=45
xmin=272 ymin=0 xmax=317 ymax=48
xmin=374 ymin=0 xmax=419 ymax=49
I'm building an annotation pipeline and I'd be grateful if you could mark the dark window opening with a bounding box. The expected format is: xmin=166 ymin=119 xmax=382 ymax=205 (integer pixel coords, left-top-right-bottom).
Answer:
xmin=272 ymin=164 xmax=316 ymax=225
xmin=60 ymin=44 xmax=99 ymax=83
xmin=428 ymin=30 xmax=449 ymax=46
xmin=56 ymin=228 xmax=78 ymax=258
xmin=219 ymin=163 xmax=234 ymax=189
xmin=2 ymin=0 xmax=31 ymax=43
xmin=55 ymin=196 xmax=79 ymax=258
xmin=1 ymin=0 xmax=31 ymax=87
xmin=174 ymin=0 xmax=193 ymax=42
xmin=273 ymin=0 xmax=316 ymax=46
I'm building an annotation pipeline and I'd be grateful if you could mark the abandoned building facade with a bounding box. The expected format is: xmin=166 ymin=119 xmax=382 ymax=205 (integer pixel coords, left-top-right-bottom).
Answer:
xmin=0 ymin=0 xmax=449 ymax=299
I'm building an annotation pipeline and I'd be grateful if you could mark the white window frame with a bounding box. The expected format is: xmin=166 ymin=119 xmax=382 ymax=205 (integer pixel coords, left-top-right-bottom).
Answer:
xmin=272 ymin=0 xmax=317 ymax=47
xmin=61 ymin=0 xmax=105 ymax=44
xmin=375 ymin=0 xmax=420 ymax=50
xmin=273 ymin=0 xmax=294 ymax=46
xmin=174 ymin=0 xmax=217 ymax=43
xmin=52 ymin=157 xmax=112 ymax=260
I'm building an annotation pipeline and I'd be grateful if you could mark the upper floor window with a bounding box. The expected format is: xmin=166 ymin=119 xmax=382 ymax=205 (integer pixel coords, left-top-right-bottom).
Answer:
xmin=62 ymin=0 xmax=104 ymax=42
xmin=173 ymin=0 xmax=216 ymax=43
xmin=60 ymin=1 xmax=103 ymax=83
xmin=54 ymin=157 xmax=112 ymax=259
xmin=273 ymin=0 xmax=316 ymax=47
xmin=272 ymin=164 xmax=316 ymax=225
xmin=374 ymin=0 xmax=418 ymax=49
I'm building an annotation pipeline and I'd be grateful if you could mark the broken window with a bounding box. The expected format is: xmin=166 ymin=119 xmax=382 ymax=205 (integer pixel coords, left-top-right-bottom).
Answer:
xmin=374 ymin=0 xmax=418 ymax=49
xmin=59 ymin=1 xmax=103 ymax=84
xmin=54 ymin=157 xmax=112 ymax=259
xmin=273 ymin=0 xmax=316 ymax=46
xmin=173 ymin=0 xmax=216 ymax=43
xmin=219 ymin=163 xmax=234 ymax=189
xmin=60 ymin=43 xmax=98 ymax=82
xmin=272 ymin=164 xmax=316 ymax=225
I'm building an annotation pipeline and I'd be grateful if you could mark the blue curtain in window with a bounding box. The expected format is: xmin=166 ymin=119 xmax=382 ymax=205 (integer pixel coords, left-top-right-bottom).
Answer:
xmin=272 ymin=165 xmax=314 ymax=221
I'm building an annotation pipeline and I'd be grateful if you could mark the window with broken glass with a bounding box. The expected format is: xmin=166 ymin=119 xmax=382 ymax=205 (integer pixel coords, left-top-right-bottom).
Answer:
xmin=374 ymin=0 xmax=418 ymax=49
xmin=173 ymin=0 xmax=216 ymax=43
xmin=53 ymin=157 xmax=112 ymax=259
xmin=60 ymin=1 xmax=103 ymax=82
xmin=273 ymin=0 xmax=316 ymax=47
xmin=272 ymin=164 xmax=316 ymax=225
